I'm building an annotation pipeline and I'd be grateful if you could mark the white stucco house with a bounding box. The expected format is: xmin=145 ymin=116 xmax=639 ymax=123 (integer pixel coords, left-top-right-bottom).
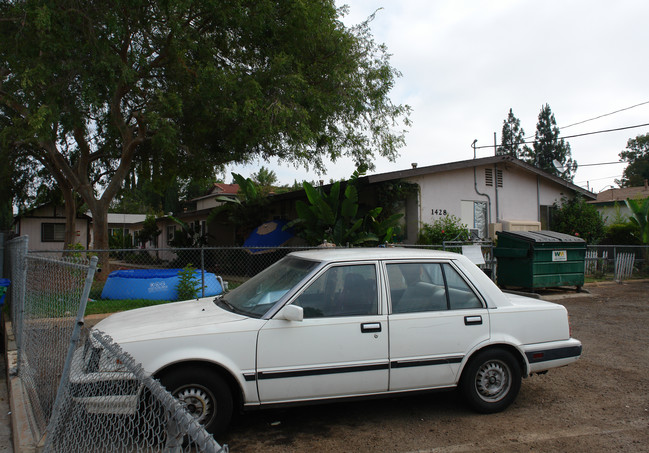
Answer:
xmin=363 ymin=155 xmax=596 ymax=242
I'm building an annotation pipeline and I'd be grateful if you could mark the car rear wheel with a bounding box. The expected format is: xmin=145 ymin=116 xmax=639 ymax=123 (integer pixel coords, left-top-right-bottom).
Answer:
xmin=460 ymin=348 xmax=521 ymax=413
xmin=159 ymin=365 xmax=233 ymax=436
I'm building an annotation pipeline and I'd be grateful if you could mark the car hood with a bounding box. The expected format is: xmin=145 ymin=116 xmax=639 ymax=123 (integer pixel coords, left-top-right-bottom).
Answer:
xmin=92 ymin=298 xmax=251 ymax=344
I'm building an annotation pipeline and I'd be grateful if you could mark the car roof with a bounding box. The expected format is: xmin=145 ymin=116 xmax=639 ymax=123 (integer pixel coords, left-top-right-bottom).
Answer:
xmin=288 ymin=247 xmax=461 ymax=263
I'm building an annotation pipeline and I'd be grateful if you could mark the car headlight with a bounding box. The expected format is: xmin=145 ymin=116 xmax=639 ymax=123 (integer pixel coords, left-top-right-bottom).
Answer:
xmin=83 ymin=336 xmax=129 ymax=373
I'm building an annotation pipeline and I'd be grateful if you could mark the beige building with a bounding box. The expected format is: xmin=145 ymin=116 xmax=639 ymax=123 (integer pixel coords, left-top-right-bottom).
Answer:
xmin=588 ymin=180 xmax=649 ymax=225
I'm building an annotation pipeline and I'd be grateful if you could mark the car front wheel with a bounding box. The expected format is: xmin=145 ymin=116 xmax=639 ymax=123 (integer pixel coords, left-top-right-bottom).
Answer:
xmin=460 ymin=348 xmax=521 ymax=413
xmin=159 ymin=365 xmax=233 ymax=436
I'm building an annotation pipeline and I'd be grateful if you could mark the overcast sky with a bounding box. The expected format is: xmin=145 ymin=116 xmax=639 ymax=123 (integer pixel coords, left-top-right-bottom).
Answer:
xmin=228 ymin=0 xmax=649 ymax=193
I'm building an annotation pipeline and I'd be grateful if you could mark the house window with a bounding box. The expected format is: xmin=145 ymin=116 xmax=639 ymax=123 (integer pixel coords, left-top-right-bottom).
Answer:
xmin=540 ymin=205 xmax=556 ymax=230
xmin=461 ymin=201 xmax=488 ymax=239
xmin=108 ymin=228 xmax=129 ymax=237
xmin=166 ymin=225 xmax=176 ymax=245
xmin=42 ymin=223 xmax=66 ymax=242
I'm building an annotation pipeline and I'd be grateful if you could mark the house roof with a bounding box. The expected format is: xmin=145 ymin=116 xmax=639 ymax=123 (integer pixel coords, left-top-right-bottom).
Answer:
xmin=365 ymin=155 xmax=596 ymax=199
xmin=212 ymin=183 xmax=239 ymax=195
xmin=590 ymin=181 xmax=649 ymax=204
xmin=103 ymin=213 xmax=148 ymax=224
xmin=13 ymin=202 xmax=92 ymax=220
xmin=191 ymin=183 xmax=240 ymax=202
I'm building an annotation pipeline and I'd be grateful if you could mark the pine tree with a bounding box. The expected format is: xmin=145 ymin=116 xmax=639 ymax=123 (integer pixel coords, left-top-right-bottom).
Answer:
xmin=497 ymin=108 xmax=530 ymax=159
xmin=529 ymin=104 xmax=577 ymax=181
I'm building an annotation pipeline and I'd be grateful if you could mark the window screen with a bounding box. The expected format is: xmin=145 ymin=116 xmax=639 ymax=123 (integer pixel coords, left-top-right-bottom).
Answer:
xmin=42 ymin=223 xmax=66 ymax=242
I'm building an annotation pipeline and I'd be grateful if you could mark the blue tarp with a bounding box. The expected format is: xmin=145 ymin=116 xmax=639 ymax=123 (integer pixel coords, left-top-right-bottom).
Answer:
xmin=0 ymin=278 xmax=9 ymax=306
xmin=100 ymin=269 xmax=222 ymax=301
xmin=243 ymin=220 xmax=294 ymax=254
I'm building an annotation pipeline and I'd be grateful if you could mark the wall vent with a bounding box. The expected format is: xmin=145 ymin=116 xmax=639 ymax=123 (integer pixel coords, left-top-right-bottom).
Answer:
xmin=485 ymin=168 xmax=493 ymax=186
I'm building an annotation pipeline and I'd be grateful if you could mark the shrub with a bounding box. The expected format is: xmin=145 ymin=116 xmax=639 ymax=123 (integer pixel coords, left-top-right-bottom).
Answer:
xmin=551 ymin=195 xmax=606 ymax=243
xmin=176 ymin=264 xmax=203 ymax=301
xmin=600 ymin=223 xmax=641 ymax=245
xmin=417 ymin=215 xmax=469 ymax=245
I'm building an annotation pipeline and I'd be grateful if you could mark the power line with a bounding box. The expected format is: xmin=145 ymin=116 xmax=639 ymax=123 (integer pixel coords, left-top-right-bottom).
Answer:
xmin=576 ymin=174 xmax=623 ymax=183
xmin=476 ymin=122 xmax=649 ymax=150
xmin=578 ymin=161 xmax=625 ymax=167
xmin=560 ymin=100 xmax=649 ymax=130
xmin=519 ymin=100 xmax=649 ymax=140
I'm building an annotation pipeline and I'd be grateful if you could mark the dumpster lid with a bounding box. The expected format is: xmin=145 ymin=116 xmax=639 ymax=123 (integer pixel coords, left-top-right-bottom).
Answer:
xmin=496 ymin=230 xmax=585 ymax=243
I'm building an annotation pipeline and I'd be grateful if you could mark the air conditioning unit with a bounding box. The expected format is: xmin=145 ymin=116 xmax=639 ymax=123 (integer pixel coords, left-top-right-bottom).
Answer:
xmin=501 ymin=220 xmax=541 ymax=232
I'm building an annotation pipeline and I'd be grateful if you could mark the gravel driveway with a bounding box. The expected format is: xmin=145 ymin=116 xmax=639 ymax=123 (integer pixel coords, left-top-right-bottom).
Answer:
xmin=222 ymin=280 xmax=649 ymax=452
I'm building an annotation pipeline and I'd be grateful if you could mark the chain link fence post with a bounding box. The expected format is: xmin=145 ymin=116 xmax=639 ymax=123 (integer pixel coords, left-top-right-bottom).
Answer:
xmin=9 ymin=236 xmax=29 ymax=375
xmin=46 ymin=256 xmax=98 ymax=444
xmin=201 ymin=245 xmax=206 ymax=298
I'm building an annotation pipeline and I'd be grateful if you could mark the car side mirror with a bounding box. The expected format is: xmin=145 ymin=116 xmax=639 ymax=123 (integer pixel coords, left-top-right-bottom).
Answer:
xmin=277 ymin=304 xmax=303 ymax=322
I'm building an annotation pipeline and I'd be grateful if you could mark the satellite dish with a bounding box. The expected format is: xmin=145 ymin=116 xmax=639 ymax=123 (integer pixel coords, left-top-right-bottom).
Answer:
xmin=552 ymin=159 xmax=565 ymax=172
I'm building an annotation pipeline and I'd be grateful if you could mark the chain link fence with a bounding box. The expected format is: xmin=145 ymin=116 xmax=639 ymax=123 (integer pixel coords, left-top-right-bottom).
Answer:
xmin=29 ymin=243 xmax=497 ymax=302
xmin=4 ymin=236 xmax=227 ymax=452
xmin=46 ymin=329 xmax=226 ymax=452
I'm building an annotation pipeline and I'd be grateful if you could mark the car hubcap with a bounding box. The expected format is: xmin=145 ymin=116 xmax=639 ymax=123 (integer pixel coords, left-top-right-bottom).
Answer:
xmin=475 ymin=359 xmax=511 ymax=402
xmin=174 ymin=385 xmax=215 ymax=425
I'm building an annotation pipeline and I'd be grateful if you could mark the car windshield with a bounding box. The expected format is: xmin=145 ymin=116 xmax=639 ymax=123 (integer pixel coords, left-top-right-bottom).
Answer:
xmin=216 ymin=256 xmax=319 ymax=317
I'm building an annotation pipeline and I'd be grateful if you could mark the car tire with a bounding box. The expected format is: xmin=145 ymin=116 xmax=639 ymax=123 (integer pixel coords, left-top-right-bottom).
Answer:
xmin=460 ymin=348 xmax=521 ymax=413
xmin=159 ymin=365 xmax=233 ymax=436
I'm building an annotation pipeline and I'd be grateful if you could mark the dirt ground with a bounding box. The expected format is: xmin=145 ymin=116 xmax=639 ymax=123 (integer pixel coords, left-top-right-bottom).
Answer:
xmin=220 ymin=280 xmax=649 ymax=452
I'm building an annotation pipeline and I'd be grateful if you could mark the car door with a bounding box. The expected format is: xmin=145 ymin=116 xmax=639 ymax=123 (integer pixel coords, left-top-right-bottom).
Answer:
xmin=256 ymin=262 xmax=389 ymax=403
xmin=386 ymin=260 xmax=490 ymax=391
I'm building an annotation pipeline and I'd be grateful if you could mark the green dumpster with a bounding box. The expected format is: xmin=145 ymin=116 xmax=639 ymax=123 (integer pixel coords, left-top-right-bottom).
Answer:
xmin=495 ymin=231 xmax=586 ymax=290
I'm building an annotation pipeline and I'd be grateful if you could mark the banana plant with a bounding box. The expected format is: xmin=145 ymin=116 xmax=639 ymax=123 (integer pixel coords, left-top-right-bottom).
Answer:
xmin=289 ymin=165 xmax=402 ymax=246
xmin=625 ymin=197 xmax=649 ymax=244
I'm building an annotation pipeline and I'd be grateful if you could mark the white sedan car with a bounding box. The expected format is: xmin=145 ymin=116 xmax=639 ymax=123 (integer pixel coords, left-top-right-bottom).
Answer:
xmin=83 ymin=248 xmax=582 ymax=435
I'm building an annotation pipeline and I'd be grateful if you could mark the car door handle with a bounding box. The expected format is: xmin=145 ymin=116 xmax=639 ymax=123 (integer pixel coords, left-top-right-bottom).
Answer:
xmin=464 ymin=315 xmax=482 ymax=326
xmin=361 ymin=322 xmax=382 ymax=333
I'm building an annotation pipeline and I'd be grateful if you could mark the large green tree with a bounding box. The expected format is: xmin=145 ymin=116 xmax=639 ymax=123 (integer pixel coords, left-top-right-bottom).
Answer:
xmin=617 ymin=134 xmax=649 ymax=187
xmin=527 ymin=104 xmax=576 ymax=181
xmin=497 ymin=108 xmax=530 ymax=159
xmin=0 ymin=1 xmax=409 ymax=270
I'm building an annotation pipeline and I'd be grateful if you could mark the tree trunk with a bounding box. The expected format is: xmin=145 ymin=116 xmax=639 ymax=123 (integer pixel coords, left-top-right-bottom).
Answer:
xmin=89 ymin=203 xmax=111 ymax=280
xmin=62 ymin=185 xmax=77 ymax=250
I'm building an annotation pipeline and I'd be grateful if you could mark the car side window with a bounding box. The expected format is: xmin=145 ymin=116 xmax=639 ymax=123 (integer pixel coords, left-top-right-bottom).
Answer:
xmin=292 ymin=264 xmax=378 ymax=318
xmin=442 ymin=264 xmax=483 ymax=309
xmin=388 ymin=263 xmax=448 ymax=313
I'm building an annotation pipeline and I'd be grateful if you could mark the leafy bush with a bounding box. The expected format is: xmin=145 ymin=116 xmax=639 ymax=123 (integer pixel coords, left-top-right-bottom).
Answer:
xmin=417 ymin=215 xmax=469 ymax=245
xmin=551 ymin=195 xmax=605 ymax=244
xmin=600 ymin=223 xmax=641 ymax=245
xmin=176 ymin=264 xmax=203 ymax=301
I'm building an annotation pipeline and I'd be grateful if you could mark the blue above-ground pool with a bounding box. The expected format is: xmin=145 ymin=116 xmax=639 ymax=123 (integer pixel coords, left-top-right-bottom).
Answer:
xmin=100 ymin=269 xmax=223 ymax=301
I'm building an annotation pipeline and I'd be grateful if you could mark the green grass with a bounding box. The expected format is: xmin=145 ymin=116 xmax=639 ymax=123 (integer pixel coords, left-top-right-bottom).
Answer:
xmin=85 ymin=298 xmax=174 ymax=315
